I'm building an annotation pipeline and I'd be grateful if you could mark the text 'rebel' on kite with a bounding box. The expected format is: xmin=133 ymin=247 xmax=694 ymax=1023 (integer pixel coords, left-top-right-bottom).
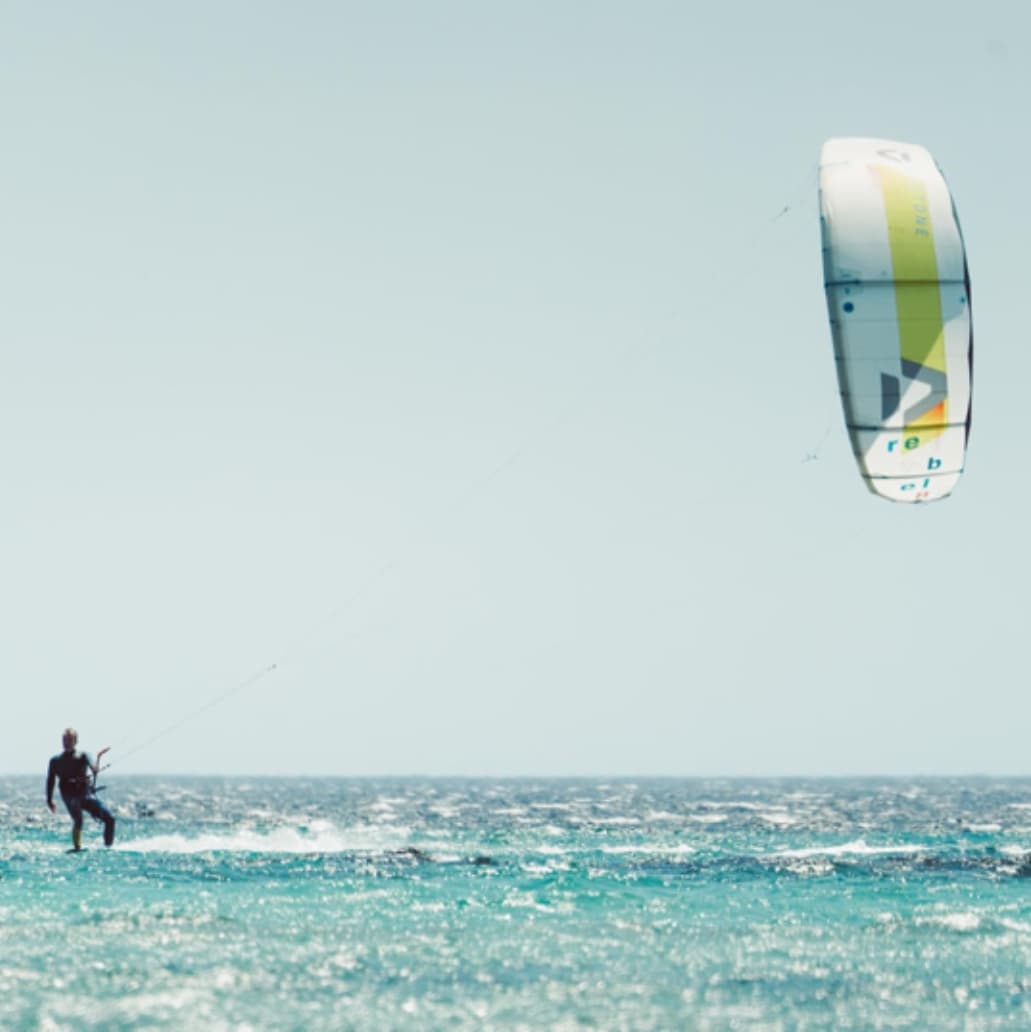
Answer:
xmin=818 ymin=138 xmax=972 ymax=503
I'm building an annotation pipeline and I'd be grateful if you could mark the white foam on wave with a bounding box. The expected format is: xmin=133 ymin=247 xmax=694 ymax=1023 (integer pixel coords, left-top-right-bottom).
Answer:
xmin=644 ymin=810 xmax=682 ymax=823
xmin=599 ymin=844 xmax=696 ymax=857
xmin=534 ymin=844 xmax=570 ymax=856
xmin=758 ymin=811 xmax=800 ymax=828
xmin=695 ymin=801 xmax=766 ymax=811
xmin=521 ymin=859 xmax=571 ymax=875
xmin=772 ymin=839 xmax=924 ymax=860
xmin=500 ymin=842 xmax=697 ymax=860
xmin=115 ymin=822 xmax=411 ymax=855
xmin=921 ymin=911 xmax=982 ymax=933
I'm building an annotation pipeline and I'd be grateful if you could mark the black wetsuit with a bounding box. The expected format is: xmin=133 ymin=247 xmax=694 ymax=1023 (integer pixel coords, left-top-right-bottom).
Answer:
xmin=46 ymin=749 xmax=115 ymax=846
xmin=47 ymin=750 xmax=94 ymax=798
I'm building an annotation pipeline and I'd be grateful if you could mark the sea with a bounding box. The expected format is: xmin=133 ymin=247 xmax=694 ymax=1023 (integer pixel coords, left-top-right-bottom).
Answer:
xmin=3 ymin=777 xmax=1031 ymax=1030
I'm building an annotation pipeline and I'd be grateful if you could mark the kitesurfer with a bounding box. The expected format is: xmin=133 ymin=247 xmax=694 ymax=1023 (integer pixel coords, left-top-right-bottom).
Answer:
xmin=46 ymin=728 xmax=115 ymax=850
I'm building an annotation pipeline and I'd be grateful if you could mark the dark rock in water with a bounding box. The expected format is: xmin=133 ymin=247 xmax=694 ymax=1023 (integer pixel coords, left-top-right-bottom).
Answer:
xmin=471 ymin=855 xmax=495 ymax=866
xmin=134 ymin=803 xmax=156 ymax=818
xmin=389 ymin=846 xmax=431 ymax=862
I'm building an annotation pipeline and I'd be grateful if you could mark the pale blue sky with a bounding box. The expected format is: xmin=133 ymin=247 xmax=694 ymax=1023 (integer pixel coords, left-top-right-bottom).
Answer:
xmin=4 ymin=2 xmax=1026 ymax=774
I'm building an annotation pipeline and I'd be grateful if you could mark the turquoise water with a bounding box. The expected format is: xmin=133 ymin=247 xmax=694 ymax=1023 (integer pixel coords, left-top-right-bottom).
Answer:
xmin=4 ymin=777 xmax=1031 ymax=1029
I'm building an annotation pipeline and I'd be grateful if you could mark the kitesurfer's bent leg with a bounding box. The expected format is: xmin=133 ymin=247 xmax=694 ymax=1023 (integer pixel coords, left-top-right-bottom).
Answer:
xmin=81 ymin=796 xmax=116 ymax=847
xmin=62 ymin=794 xmax=85 ymax=851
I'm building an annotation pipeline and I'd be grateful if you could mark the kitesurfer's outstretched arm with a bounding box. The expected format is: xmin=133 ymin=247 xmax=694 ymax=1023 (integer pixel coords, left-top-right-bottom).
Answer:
xmin=91 ymin=746 xmax=110 ymax=777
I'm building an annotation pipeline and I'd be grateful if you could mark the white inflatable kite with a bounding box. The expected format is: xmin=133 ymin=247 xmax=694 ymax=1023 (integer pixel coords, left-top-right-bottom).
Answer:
xmin=818 ymin=138 xmax=972 ymax=503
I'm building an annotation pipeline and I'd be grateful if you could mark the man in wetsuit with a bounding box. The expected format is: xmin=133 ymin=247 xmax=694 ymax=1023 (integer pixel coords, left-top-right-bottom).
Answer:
xmin=46 ymin=728 xmax=116 ymax=850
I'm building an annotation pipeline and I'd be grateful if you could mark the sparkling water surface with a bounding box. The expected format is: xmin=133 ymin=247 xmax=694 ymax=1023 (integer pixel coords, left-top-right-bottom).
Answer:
xmin=3 ymin=777 xmax=1031 ymax=1030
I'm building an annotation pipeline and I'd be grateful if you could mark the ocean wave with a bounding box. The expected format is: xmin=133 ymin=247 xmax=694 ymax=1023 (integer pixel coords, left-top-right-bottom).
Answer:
xmin=116 ymin=824 xmax=412 ymax=855
xmin=772 ymin=839 xmax=926 ymax=860
xmin=599 ymin=844 xmax=696 ymax=857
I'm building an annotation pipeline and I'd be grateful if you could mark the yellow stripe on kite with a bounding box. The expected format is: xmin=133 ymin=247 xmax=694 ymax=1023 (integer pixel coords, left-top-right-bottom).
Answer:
xmin=875 ymin=165 xmax=948 ymax=436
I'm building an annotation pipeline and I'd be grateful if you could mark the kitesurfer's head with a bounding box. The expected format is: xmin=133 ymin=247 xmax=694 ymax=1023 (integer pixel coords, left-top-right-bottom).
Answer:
xmin=62 ymin=728 xmax=78 ymax=751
